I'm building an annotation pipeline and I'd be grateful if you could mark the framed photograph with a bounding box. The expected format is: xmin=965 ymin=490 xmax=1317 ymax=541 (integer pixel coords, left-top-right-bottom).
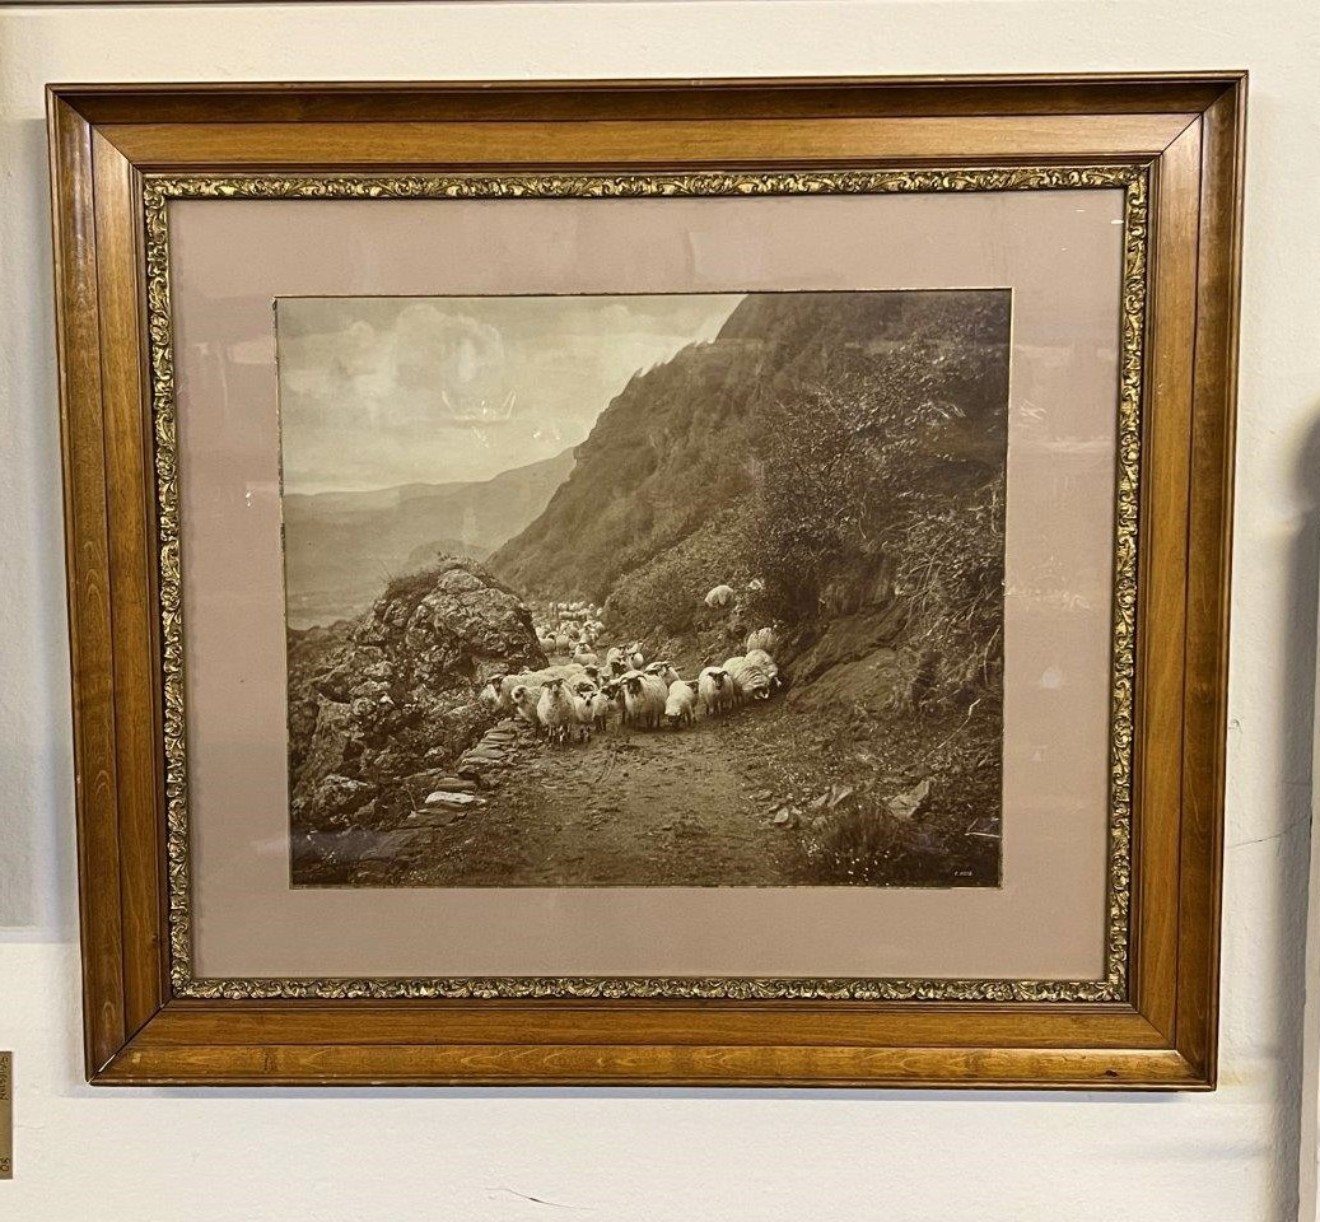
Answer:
xmin=48 ymin=74 xmax=1244 ymax=1088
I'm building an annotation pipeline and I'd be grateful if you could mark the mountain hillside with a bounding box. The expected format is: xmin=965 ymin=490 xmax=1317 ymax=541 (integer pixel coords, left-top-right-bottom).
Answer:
xmin=284 ymin=446 xmax=575 ymax=627
xmin=489 ymin=291 xmax=1010 ymax=643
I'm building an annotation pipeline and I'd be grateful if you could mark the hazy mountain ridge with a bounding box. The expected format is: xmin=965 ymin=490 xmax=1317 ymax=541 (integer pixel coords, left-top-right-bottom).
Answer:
xmin=488 ymin=291 xmax=1009 ymax=616
xmin=284 ymin=446 xmax=577 ymax=627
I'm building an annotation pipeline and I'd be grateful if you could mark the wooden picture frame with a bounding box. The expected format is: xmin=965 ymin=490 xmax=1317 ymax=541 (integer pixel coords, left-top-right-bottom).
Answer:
xmin=48 ymin=74 xmax=1245 ymax=1088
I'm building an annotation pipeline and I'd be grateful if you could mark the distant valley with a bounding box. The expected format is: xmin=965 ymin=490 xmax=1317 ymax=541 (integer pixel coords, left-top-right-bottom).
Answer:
xmin=283 ymin=447 xmax=575 ymax=627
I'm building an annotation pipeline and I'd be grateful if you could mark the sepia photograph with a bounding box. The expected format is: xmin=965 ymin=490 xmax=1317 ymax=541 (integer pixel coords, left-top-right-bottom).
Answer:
xmin=278 ymin=289 xmax=1011 ymax=888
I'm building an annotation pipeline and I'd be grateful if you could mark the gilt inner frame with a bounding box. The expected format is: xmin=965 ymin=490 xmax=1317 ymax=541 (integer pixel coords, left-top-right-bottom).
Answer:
xmin=144 ymin=165 xmax=1146 ymax=1003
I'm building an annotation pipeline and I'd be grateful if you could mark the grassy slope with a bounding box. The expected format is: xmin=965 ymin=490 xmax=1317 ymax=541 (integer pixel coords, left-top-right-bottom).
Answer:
xmin=489 ymin=292 xmax=1007 ymax=627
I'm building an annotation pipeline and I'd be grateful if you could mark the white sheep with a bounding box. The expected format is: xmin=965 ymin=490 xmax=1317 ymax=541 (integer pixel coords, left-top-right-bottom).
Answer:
xmin=622 ymin=671 xmax=667 ymax=729
xmin=626 ymin=641 xmax=646 ymax=670
xmin=497 ymin=671 xmax=537 ymax=710
xmin=744 ymin=647 xmax=782 ymax=691
xmin=704 ymin=584 xmax=735 ymax=609
xmin=537 ymin=662 xmax=586 ymax=686
xmin=536 ymin=677 xmax=576 ymax=745
xmin=571 ymin=690 xmax=597 ymax=742
xmin=616 ymin=669 xmax=642 ymax=725
xmin=645 ymin=660 xmax=681 ymax=686
xmin=745 ymin=627 xmax=778 ymax=654
xmin=723 ymin=654 xmax=753 ymax=701
xmin=606 ymin=646 xmax=624 ymax=668
xmin=573 ymin=645 xmax=600 ymax=667
xmin=494 ymin=662 xmax=585 ymax=715
xmin=664 ymin=680 xmax=697 ymax=728
xmin=587 ymin=689 xmax=613 ymax=733
xmin=698 ymin=666 xmax=735 ymax=716
xmin=724 ymin=654 xmax=773 ymax=702
xmin=642 ymin=673 xmax=669 ymax=720
xmin=574 ymin=684 xmax=601 ymax=725
xmin=602 ymin=678 xmax=629 ymax=725
xmin=478 ymin=679 xmax=503 ymax=711
xmin=511 ymin=683 xmax=543 ymax=728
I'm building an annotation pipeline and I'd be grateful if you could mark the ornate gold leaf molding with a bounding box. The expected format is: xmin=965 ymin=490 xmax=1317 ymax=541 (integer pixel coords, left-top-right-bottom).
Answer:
xmin=143 ymin=166 xmax=1145 ymax=1003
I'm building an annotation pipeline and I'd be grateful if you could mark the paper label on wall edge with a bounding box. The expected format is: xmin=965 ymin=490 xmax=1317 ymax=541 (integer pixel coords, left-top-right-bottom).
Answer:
xmin=0 ymin=1051 xmax=11 ymax=1179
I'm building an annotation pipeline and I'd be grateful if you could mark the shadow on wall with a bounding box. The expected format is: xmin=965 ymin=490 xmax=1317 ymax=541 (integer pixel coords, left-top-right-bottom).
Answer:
xmin=0 ymin=116 xmax=77 ymax=939
xmin=1289 ymin=406 xmax=1320 ymax=1221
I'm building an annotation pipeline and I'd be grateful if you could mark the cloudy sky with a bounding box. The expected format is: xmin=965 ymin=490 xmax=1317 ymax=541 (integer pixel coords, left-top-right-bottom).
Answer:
xmin=275 ymin=294 xmax=743 ymax=494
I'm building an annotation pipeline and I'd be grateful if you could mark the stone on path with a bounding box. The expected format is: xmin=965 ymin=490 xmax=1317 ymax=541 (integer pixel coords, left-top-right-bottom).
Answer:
xmin=887 ymin=777 xmax=930 ymax=821
xmin=427 ymin=776 xmax=478 ymax=793
xmin=426 ymin=790 xmax=488 ymax=810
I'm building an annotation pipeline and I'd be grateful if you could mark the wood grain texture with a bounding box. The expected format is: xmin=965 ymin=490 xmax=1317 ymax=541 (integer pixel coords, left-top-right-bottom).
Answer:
xmin=100 ymin=1040 xmax=1205 ymax=1090
xmin=46 ymin=75 xmax=1235 ymax=124
xmin=98 ymin=114 xmax=1193 ymax=169
xmin=1174 ymin=76 xmax=1246 ymax=1082
xmin=49 ymin=93 xmax=129 ymax=1078
xmin=90 ymin=130 xmax=169 ymax=1040
xmin=1129 ymin=120 xmax=1202 ymax=1041
xmin=132 ymin=1000 xmax=1169 ymax=1050
xmin=46 ymin=74 xmax=1245 ymax=1088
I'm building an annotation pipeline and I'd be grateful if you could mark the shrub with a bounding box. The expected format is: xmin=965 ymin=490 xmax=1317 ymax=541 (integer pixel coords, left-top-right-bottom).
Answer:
xmin=805 ymin=799 xmax=952 ymax=886
xmin=800 ymin=731 xmax=1000 ymax=888
xmin=742 ymin=291 xmax=1010 ymax=708
xmin=605 ymin=502 xmax=755 ymax=641
xmin=886 ymin=472 xmax=1005 ymax=709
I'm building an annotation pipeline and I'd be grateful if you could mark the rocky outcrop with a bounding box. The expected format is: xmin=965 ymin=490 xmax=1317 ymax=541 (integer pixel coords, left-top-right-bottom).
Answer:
xmin=288 ymin=556 xmax=546 ymax=832
xmin=781 ymin=601 xmax=906 ymax=717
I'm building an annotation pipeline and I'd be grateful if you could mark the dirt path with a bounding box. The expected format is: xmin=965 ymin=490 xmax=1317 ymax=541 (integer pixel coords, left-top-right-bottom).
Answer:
xmin=402 ymin=705 xmax=804 ymax=886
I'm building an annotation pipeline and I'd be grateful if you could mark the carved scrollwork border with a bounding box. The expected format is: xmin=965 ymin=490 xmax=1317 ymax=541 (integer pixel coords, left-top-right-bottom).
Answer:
xmin=142 ymin=165 xmax=1146 ymax=1003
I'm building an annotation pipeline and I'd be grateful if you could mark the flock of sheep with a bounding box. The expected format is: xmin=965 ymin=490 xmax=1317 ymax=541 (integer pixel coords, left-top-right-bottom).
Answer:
xmin=479 ymin=596 xmax=783 ymax=746
xmin=530 ymin=598 xmax=610 ymax=659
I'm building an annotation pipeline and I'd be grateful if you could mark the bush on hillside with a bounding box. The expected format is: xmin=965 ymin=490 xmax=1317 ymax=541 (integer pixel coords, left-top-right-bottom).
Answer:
xmin=743 ymin=293 xmax=1010 ymax=707
xmin=604 ymin=502 xmax=756 ymax=642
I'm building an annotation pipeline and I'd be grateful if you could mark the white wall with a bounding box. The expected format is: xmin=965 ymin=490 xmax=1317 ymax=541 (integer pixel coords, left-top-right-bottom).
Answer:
xmin=0 ymin=3 xmax=1316 ymax=1219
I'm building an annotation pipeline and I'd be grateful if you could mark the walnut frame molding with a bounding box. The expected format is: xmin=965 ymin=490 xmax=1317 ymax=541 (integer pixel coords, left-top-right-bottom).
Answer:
xmin=48 ymin=74 xmax=1245 ymax=1089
